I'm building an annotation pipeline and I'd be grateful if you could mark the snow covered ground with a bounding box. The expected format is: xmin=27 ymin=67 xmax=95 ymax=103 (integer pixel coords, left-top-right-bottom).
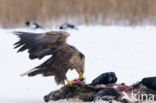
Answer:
xmin=0 ymin=26 xmax=156 ymax=103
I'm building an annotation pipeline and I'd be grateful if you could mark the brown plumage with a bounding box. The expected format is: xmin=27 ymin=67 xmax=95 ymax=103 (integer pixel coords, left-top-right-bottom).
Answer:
xmin=13 ymin=31 xmax=85 ymax=85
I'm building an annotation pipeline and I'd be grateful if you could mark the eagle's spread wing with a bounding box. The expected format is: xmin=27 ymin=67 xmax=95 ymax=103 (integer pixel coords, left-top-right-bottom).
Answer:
xmin=14 ymin=31 xmax=70 ymax=59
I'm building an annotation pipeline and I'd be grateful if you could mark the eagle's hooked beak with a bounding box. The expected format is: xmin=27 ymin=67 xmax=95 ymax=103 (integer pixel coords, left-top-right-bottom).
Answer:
xmin=64 ymin=72 xmax=84 ymax=86
xmin=79 ymin=72 xmax=84 ymax=80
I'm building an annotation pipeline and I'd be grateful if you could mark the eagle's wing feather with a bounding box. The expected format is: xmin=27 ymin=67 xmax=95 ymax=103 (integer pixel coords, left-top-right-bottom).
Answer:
xmin=14 ymin=31 xmax=69 ymax=59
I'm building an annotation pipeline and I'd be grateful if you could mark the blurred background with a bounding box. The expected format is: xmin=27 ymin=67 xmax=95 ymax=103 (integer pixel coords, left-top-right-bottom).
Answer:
xmin=0 ymin=0 xmax=156 ymax=28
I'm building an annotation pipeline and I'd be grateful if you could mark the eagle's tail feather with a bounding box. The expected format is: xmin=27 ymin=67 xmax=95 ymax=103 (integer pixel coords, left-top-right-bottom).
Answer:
xmin=21 ymin=68 xmax=41 ymax=77
xmin=21 ymin=68 xmax=54 ymax=77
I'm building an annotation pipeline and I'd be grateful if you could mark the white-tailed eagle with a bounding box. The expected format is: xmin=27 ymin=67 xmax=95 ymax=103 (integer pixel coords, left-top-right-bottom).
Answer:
xmin=13 ymin=31 xmax=85 ymax=85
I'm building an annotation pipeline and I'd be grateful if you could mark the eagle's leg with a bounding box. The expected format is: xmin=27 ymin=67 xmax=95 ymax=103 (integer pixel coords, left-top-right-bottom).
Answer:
xmin=79 ymin=72 xmax=84 ymax=80
xmin=65 ymin=79 xmax=76 ymax=85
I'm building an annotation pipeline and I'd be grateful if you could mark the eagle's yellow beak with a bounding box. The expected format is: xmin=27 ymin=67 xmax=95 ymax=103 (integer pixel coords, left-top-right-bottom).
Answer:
xmin=79 ymin=72 xmax=83 ymax=80
xmin=64 ymin=73 xmax=84 ymax=86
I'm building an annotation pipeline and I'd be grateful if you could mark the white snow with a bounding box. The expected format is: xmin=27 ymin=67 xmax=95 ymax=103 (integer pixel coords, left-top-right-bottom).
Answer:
xmin=0 ymin=26 xmax=156 ymax=103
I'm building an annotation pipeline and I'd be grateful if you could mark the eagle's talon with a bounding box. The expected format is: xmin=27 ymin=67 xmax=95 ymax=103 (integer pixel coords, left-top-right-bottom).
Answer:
xmin=65 ymin=80 xmax=76 ymax=86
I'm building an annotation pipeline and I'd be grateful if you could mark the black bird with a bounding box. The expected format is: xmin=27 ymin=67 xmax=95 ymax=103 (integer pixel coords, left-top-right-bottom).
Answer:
xmin=59 ymin=23 xmax=78 ymax=30
xmin=90 ymin=72 xmax=117 ymax=86
xmin=25 ymin=21 xmax=43 ymax=29
xmin=141 ymin=77 xmax=156 ymax=91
